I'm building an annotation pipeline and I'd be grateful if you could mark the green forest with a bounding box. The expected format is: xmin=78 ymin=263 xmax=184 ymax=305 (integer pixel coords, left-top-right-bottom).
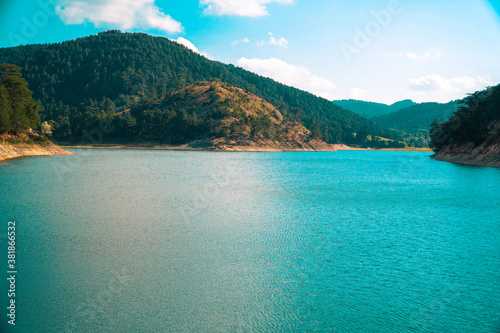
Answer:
xmin=373 ymin=101 xmax=458 ymax=133
xmin=0 ymin=30 xmax=406 ymax=147
xmin=0 ymin=64 xmax=41 ymax=134
xmin=430 ymin=84 xmax=500 ymax=151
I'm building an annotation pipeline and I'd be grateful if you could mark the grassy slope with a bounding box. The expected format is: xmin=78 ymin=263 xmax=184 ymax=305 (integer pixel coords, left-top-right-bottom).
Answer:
xmin=130 ymin=81 xmax=335 ymax=150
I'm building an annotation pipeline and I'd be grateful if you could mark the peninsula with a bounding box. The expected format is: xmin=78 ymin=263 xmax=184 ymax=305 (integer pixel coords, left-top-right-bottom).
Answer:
xmin=430 ymin=84 xmax=500 ymax=168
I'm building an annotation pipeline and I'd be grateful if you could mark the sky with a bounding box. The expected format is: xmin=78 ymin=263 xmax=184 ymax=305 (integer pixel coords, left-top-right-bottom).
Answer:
xmin=1 ymin=0 xmax=499 ymax=104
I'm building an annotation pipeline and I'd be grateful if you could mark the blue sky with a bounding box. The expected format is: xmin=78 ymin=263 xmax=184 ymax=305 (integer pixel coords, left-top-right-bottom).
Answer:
xmin=1 ymin=0 xmax=499 ymax=104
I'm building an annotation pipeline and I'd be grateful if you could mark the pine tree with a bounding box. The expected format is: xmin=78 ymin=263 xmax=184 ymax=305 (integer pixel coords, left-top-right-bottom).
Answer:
xmin=0 ymin=64 xmax=41 ymax=133
xmin=0 ymin=84 xmax=11 ymax=132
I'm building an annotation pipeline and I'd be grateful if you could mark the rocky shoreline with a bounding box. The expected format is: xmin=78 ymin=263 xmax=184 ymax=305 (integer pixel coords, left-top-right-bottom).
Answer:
xmin=0 ymin=142 xmax=73 ymax=162
xmin=59 ymin=141 xmax=432 ymax=152
xmin=431 ymin=141 xmax=500 ymax=168
xmin=0 ymin=139 xmax=432 ymax=163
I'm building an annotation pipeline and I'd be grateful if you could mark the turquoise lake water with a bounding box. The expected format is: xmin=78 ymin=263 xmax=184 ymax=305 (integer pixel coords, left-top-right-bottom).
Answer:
xmin=0 ymin=149 xmax=499 ymax=332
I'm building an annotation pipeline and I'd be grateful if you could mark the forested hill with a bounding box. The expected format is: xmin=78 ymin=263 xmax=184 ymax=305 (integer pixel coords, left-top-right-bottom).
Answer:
xmin=430 ymin=84 xmax=500 ymax=167
xmin=373 ymin=101 xmax=459 ymax=133
xmin=122 ymin=81 xmax=329 ymax=150
xmin=0 ymin=30 xmax=395 ymax=145
xmin=333 ymin=99 xmax=416 ymax=119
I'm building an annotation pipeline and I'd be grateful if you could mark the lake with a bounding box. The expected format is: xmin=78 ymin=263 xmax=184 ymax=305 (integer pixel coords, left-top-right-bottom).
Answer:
xmin=0 ymin=149 xmax=499 ymax=332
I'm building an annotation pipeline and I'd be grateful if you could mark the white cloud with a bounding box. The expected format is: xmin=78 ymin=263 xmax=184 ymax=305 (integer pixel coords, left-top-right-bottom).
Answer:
xmin=384 ymin=49 xmax=441 ymax=61
xmin=236 ymin=57 xmax=337 ymax=100
xmin=267 ymin=32 xmax=288 ymax=47
xmin=174 ymin=37 xmax=213 ymax=59
xmin=409 ymin=74 xmax=491 ymax=92
xmin=200 ymin=0 xmax=293 ymax=17
xmin=56 ymin=0 xmax=183 ymax=34
xmin=256 ymin=32 xmax=288 ymax=47
xmin=231 ymin=37 xmax=250 ymax=46
xmin=406 ymin=49 xmax=441 ymax=61
xmin=175 ymin=37 xmax=200 ymax=54
xmin=408 ymin=74 xmax=492 ymax=102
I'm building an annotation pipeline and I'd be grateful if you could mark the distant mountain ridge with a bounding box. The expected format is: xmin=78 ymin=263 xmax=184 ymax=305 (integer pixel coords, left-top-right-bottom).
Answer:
xmin=372 ymin=101 xmax=459 ymax=132
xmin=334 ymin=98 xmax=461 ymax=147
xmin=333 ymin=99 xmax=416 ymax=119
